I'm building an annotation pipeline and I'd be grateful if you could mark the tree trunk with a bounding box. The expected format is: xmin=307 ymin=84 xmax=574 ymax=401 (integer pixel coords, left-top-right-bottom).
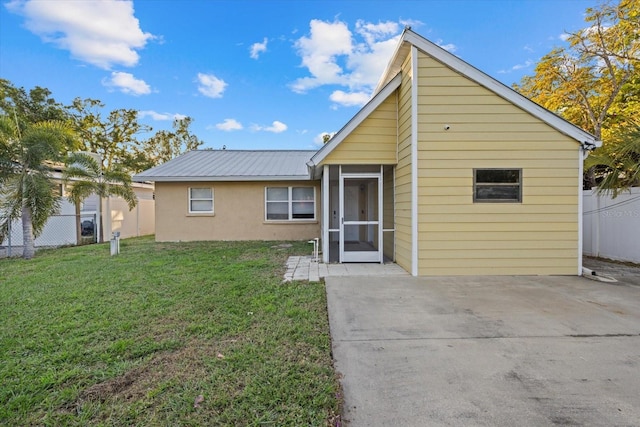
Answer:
xmin=588 ymin=126 xmax=602 ymax=189
xmin=21 ymin=204 xmax=35 ymax=260
xmin=98 ymin=196 xmax=104 ymax=243
xmin=74 ymin=199 xmax=82 ymax=245
xmin=587 ymin=166 xmax=597 ymax=190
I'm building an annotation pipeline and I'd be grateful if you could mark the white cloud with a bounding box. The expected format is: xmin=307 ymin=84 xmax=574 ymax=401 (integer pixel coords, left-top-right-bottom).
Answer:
xmin=290 ymin=19 xmax=404 ymax=107
xmin=196 ymin=73 xmax=227 ymax=98
xmin=497 ymin=59 xmax=534 ymax=74
xmin=314 ymin=131 xmax=336 ymax=145
xmin=252 ymin=121 xmax=288 ymax=133
xmin=291 ymin=19 xmax=353 ymax=93
xmin=6 ymin=0 xmax=154 ymax=69
xmin=215 ymin=119 xmax=243 ymax=131
xmin=250 ymin=37 xmax=268 ymax=59
xmin=139 ymin=110 xmax=186 ymax=121
xmin=102 ymin=71 xmax=151 ymax=95
xmin=330 ymin=90 xmax=370 ymax=107
xmin=559 ymin=33 xmax=571 ymax=41
xmin=355 ymin=20 xmax=399 ymax=47
xmin=435 ymin=39 xmax=457 ymax=52
xmin=511 ymin=59 xmax=534 ymax=70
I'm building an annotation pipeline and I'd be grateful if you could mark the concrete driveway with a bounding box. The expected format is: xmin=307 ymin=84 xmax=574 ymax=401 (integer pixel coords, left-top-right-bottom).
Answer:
xmin=326 ymin=274 xmax=640 ymax=426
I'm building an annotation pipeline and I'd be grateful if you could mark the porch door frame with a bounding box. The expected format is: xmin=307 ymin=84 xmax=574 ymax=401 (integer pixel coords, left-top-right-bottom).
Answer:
xmin=339 ymin=165 xmax=384 ymax=263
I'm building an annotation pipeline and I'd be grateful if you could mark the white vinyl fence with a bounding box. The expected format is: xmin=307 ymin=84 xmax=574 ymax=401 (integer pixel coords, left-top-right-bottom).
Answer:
xmin=583 ymin=187 xmax=640 ymax=263
xmin=102 ymin=196 xmax=155 ymax=240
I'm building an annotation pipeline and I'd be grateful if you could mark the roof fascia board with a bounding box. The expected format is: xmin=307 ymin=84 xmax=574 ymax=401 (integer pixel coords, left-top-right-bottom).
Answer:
xmin=307 ymin=72 xmax=403 ymax=175
xmin=374 ymin=28 xmax=412 ymax=93
xmin=398 ymin=29 xmax=600 ymax=149
xmin=132 ymin=175 xmax=314 ymax=183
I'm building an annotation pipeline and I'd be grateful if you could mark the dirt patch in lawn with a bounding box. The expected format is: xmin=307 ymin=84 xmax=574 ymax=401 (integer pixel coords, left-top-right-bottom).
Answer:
xmin=79 ymin=340 xmax=220 ymax=404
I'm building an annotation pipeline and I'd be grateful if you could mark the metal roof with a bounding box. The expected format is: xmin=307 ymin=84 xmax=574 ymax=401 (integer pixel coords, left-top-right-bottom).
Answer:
xmin=133 ymin=150 xmax=317 ymax=182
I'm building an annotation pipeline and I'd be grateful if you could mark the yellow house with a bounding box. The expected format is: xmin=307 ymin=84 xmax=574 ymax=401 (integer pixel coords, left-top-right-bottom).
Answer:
xmin=134 ymin=29 xmax=601 ymax=276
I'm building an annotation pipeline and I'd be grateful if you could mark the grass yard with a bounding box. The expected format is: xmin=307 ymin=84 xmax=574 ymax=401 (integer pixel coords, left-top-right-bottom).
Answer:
xmin=0 ymin=237 xmax=341 ymax=426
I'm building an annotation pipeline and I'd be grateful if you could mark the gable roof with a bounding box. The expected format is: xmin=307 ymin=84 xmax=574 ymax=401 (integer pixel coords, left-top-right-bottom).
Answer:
xmin=307 ymin=73 xmax=402 ymax=177
xmin=376 ymin=28 xmax=601 ymax=150
xmin=133 ymin=150 xmax=316 ymax=182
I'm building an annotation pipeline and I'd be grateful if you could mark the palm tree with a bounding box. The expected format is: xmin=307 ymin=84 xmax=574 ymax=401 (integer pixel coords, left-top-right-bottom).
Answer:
xmin=0 ymin=116 xmax=77 ymax=259
xmin=586 ymin=125 xmax=640 ymax=198
xmin=63 ymin=152 xmax=137 ymax=243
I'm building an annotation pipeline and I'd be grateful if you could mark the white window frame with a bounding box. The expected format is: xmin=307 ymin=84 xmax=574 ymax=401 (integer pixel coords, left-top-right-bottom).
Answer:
xmin=188 ymin=187 xmax=214 ymax=213
xmin=265 ymin=186 xmax=316 ymax=221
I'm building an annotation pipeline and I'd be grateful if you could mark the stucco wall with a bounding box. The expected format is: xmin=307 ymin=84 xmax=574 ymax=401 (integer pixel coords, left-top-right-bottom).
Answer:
xmin=106 ymin=197 xmax=155 ymax=238
xmin=154 ymin=181 xmax=321 ymax=242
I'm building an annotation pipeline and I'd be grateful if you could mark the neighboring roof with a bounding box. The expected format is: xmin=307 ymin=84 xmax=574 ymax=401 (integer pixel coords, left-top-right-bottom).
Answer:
xmin=133 ymin=150 xmax=317 ymax=182
xmin=375 ymin=28 xmax=601 ymax=150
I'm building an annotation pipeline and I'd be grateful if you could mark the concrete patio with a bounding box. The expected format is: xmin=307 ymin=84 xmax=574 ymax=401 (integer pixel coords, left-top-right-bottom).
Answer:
xmin=283 ymin=255 xmax=408 ymax=282
xmin=326 ymin=273 xmax=640 ymax=426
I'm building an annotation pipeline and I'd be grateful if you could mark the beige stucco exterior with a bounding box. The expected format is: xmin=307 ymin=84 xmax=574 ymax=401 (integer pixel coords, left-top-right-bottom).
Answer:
xmin=154 ymin=181 xmax=320 ymax=242
xmin=104 ymin=186 xmax=156 ymax=239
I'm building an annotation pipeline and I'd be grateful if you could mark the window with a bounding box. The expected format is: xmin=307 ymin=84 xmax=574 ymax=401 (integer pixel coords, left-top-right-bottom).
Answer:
xmin=189 ymin=187 xmax=214 ymax=213
xmin=266 ymin=187 xmax=315 ymax=221
xmin=474 ymin=169 xmax=522 ymax=203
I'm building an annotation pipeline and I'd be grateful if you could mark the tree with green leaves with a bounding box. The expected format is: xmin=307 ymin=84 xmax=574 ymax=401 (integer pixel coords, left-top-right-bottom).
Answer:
xmin=0 ymin=79 xmax=70 ymax=126
xmin=69 ymin=98 xmax=151 ymax=173
xmin=0 ymin=80 xmax=78 ymax=259
xmin=585 ymin=124 xmax=640 ymax=196
xmin=63 ymin=152 xmax=137 ymax=244
xmin=133 ymin=116 xmax=203 ymax=172
xmin=514 ymin=0 xmax=639 ymax=190
xmin=65 ymin=98 xmax=149 ymax=242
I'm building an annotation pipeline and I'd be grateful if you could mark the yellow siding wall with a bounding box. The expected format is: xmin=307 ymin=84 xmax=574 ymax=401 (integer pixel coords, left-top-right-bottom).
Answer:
xmin=322 ymin=95 xmax=398 ymax=165
xmin=394 ymin=54 xmax=414 ymax=273
xmin=155 ymin=181 xmax=321 ymax=242
xmin=415 ymin=52 xmax=580 ymax=275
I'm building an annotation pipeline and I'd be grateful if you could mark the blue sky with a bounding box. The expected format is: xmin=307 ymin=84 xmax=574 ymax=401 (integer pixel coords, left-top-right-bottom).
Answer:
xmin=0 ymin=0 xmax=595 ymax=150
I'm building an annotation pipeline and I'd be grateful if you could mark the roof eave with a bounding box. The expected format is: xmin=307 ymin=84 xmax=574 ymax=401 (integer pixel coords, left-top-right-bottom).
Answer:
xmin=374 ymin=28 xmax=412 ymax=94
xmin=307 ymin=72 xmax=403 ymax=178
xmin=397 ymin=28 xmax=600 ymax=149
xmin=132 ymin=175 xmax=314 ymax=183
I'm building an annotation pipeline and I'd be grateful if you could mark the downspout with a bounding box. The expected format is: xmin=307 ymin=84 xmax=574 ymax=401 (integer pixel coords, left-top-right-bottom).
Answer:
xmin=578 ymin=147 xmax=585 ymax=276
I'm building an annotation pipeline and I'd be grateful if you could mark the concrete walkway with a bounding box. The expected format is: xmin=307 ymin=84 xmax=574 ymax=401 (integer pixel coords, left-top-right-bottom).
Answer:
xmin=283 ymin=255 xmax=408 ymax=282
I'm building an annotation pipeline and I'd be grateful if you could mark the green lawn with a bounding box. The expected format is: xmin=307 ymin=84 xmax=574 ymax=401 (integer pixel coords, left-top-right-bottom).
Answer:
xmin=0 ymin=237 xmax=341 ymax=426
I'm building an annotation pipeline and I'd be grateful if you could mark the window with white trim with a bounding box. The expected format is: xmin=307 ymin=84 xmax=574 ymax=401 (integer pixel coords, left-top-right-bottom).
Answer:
xmin=473 ymin=169 xmax=522 ymax=203
xmin=265 ymin=187 xmax=315 ymax=221
xmin=189 ymin=187 xmax=214 ymax=213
